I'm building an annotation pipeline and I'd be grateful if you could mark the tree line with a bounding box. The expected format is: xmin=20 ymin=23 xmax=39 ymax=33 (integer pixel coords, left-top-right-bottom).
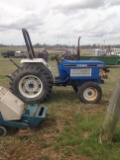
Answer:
xmin=0 ymin=43 xmax=120 ymax=50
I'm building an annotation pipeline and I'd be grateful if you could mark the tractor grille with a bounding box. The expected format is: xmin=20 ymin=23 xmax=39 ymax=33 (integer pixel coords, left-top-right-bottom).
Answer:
xmin=70 ymin=68 xmax=91 ymax=77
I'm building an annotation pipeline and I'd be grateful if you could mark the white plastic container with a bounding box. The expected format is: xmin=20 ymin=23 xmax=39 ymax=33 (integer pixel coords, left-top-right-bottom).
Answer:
xmin=0 ymin=87 xmax=24 ymax=121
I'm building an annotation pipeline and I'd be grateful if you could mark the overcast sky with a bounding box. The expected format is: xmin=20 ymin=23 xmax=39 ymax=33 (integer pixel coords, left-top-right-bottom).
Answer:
xmin=0 ymin=0 xmax=120 ymax=45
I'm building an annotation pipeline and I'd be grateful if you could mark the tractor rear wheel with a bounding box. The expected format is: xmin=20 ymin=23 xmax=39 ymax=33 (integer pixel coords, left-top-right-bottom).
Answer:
xmin=9 ymin=64 xmax=53 ymax=103
xmin=78 ymin=82 xmax=102 ymax=103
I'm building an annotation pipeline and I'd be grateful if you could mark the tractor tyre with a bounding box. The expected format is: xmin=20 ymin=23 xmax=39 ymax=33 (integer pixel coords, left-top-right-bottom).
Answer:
xmin=78 ymin=82 xmax=102 ymax=104
xmin=9 ymin=64 xmax=53 ymax=103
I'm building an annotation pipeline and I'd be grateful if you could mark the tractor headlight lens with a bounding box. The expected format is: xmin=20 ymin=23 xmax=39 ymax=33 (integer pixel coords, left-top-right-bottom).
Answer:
xmin=99 ymin=69 xmax=103 ymax=77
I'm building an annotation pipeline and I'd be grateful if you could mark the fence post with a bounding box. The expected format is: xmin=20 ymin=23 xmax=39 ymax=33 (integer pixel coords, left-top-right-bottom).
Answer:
xmin=99 ymin=70 xmax=120 ymax=143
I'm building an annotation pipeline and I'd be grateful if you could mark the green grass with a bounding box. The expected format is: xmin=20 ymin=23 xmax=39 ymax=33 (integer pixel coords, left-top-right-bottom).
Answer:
xmin=54 ymin=113 xmax=120 ymax=160
xmin=0 ymin=55 xmax=120 ymax=160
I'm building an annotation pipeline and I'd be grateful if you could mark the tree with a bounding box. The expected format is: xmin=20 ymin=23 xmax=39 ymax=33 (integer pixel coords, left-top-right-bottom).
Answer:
xmin=99 ymin=70 xmax=120 ymax=143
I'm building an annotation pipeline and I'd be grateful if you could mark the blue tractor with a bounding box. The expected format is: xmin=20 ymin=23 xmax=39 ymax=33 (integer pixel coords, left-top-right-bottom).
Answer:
xmin=9 ymin=29 xmax=107 ymax=104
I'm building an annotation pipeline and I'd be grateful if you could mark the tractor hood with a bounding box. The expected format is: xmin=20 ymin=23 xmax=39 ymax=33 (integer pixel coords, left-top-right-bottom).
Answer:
xmin=62 ymin=60 xmax=104 ymax=68
xmin=57 ymin=60 xmax=104 ymax=80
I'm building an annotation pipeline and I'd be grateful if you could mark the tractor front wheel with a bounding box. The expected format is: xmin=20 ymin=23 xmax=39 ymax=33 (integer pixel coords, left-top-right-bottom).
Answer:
xmin=78 ymin=82 xmax=102 ymax=103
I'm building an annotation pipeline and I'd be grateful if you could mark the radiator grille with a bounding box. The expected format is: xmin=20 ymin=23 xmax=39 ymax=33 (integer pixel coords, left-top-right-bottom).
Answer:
xmin=70 ymin=68 xmax=91 ymax=77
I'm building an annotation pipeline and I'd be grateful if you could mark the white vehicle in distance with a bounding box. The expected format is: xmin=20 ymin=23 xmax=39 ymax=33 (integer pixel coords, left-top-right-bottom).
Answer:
xmin=110 ymin=48 xmax=120 ymax=56
xmin=15 ymin=51 xmax=28 ymax=58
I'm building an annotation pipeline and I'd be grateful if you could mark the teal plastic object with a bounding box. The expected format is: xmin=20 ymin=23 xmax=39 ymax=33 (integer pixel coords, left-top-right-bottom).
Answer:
xmin=21 ymin=102 xmax=47 ymax=128
xmin=1 ymin=102 xmax=47 ymax=130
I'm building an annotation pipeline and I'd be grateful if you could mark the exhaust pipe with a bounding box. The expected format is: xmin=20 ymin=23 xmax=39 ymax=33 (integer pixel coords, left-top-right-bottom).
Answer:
xmin=77 ymin=36 xmax=81 ymax=60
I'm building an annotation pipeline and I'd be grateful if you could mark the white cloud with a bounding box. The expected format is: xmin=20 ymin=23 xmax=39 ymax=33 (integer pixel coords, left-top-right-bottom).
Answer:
xmin=0 ymin=0 xmax=120 ymax=45
xmin=52 ymin=0 xmax=106 ymax=13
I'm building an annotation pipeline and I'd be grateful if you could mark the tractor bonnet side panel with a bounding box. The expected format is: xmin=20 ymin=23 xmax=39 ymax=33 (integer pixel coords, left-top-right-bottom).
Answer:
xmin=59 ymin=60 xmax=104 ymax=80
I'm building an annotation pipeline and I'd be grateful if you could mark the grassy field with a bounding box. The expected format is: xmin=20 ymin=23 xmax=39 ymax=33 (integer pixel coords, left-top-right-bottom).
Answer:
xmin=0 ymin=57 xmax=120 ymax=160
